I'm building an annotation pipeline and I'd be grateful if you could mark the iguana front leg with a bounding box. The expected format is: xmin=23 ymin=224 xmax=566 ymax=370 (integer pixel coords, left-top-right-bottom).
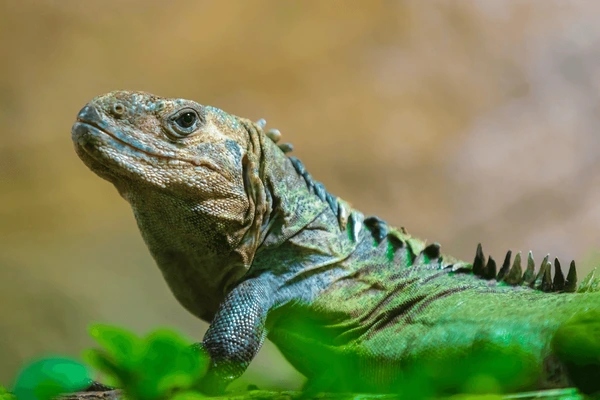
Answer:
xmin=197 ymin=276 xmax=275 ymax=394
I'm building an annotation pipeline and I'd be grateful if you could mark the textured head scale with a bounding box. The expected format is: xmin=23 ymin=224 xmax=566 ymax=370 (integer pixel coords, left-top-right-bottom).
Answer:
xmin=72 ymin=91 xmax=257 ymax=204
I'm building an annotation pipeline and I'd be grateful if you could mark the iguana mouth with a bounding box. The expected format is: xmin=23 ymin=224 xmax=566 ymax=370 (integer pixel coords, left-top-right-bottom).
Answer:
xmin=73 ymin=107 xmax=224 ymax=178
xmin=75 ymin=119 xmax=164 ymax=159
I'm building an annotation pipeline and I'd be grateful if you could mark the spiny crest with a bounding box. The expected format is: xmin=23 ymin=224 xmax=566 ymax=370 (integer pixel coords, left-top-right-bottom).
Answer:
xmin=360 ymin=217 xmax=587 ymax=294
xmin=363 ymin=216 xmax=443 ymax=264
xmin=255 ymin=118 xmax=294 ymax=154
xmin=254 ymin=118 xmax=595 ymax=295
xmin=290 ymin=155 xmax=362 ymax=234
xmin=472 ymin=243 xmax=578 ymax=293
xmin=256 ymin=118 xmax=358 ymax=233
xmin=255 ymin=118 xmax=331 ymax=207
xmin=254 ymin=119 xmax=333 ymax=207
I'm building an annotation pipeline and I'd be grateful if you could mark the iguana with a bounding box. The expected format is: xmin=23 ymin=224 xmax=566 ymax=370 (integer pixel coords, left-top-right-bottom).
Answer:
xmin=71 ymin=91 xmax=600 ymax=397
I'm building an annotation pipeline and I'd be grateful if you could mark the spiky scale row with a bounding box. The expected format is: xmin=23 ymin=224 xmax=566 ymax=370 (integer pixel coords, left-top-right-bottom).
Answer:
xmin=364 ymin=217 xmax=389 ymax=243
xmin=256 ymin=118 xmax=294 ymax=153
xmin=288 ymin=154 xmax=362 ymax=236
xmin=472 ymin=244 xmax=578 ymax=293
xmin=257 ymin=116 xmax=588 ymax=295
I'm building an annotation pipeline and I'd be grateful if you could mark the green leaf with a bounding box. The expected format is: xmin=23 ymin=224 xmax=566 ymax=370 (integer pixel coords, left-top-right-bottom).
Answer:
xmin=0 ymin=385 xmax=16 ymax=400
xmin=82 ymin=348 xmax=131 ymax=388
xmin=88 ymin=324 xmax=143 ymax=369
xmin=85 ymin=324 xmax=208 ymax=400
xmin=134 ymin=329 xmax=208 ymax=400
xmin=12 ymin=357 xmax=91 ymax=400
xmin=168 ymin=390 xmax=205 ymax=400
xmin=553 ymin=310 xmax=600 ymax=365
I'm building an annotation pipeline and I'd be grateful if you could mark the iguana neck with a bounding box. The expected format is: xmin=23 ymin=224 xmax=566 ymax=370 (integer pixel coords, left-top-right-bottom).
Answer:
xmin=244 ymin=120 xmax=331 ymax=253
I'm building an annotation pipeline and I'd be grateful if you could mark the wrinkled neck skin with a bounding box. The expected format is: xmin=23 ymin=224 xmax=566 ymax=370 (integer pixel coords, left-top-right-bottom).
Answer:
xmin=114 ymin=120 xmax=336 ymax=322
xmin=255 ymin=139 xmax=332 ymax=251
xmin=115 ymin=179 xmax=250 ymax=322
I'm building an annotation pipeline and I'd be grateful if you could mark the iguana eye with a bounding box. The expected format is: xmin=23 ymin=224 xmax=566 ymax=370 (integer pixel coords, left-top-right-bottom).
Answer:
xmin=168 ymin=108 xmax=201 ymax=138
xmin=176 ymin=112 xmax=196 ymax=128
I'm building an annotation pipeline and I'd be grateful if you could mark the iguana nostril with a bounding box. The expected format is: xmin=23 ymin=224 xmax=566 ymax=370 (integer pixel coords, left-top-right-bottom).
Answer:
xmin=111 ymin=102 xmax=126 ymax=118
xmin=76 ymin=104 xmax=101 ymax=123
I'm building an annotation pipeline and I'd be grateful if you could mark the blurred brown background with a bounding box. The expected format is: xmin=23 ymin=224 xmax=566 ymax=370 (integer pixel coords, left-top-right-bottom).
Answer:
xmin=1 ymin=0 xmax=599 ymax=392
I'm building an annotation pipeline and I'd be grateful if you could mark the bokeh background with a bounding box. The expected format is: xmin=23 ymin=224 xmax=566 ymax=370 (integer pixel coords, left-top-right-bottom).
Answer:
xmin=1 ymin=0 xmax=600 ymax=391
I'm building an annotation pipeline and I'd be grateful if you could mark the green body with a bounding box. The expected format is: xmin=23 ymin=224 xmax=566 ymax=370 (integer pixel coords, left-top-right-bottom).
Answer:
xmin=71 ymin=91 xmax=600 ymax=396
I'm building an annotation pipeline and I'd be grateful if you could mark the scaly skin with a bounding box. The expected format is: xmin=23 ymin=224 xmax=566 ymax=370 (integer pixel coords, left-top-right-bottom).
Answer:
xmin=71 ymin=91 xmax=600 ymax=396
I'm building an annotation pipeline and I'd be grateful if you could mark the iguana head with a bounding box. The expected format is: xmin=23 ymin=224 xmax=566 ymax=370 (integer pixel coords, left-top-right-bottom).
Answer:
xmin=72 ymin=90 xmax=344 ymax=319
xmin=72 ymin=91 xmax=260 ymax=207
xmin=72 ymin=90 xmax=271 ymax=318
